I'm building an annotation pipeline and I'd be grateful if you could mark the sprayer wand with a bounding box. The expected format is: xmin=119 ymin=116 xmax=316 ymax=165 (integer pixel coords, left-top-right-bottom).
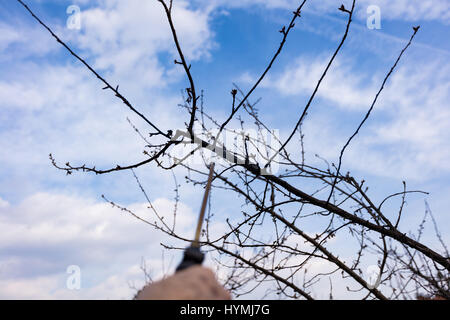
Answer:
xmin=176 ymin=162 xmax=215 ymax=272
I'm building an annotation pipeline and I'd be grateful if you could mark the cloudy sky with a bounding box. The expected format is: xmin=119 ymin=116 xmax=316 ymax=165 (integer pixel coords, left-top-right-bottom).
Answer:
xmin=0 ymin=0 xmax=449 ymax=299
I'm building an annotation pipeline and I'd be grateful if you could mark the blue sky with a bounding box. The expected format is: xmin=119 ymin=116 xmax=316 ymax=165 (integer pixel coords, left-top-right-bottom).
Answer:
xmin=0 ymin=0 xmax=449 ymax=299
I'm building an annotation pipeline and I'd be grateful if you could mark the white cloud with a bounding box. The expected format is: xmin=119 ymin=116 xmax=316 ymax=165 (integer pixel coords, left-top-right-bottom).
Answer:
xmin=367 ymin=64 xmax=450 ymax=176
xmin=208 ymin=0 xmax=450 ymax=23
xmin=0 ymin=64 xmax=142 ymax=174
xmin=0 ymin=275 xmax=61 ymax=300
xmin=305 ymin=0 xmax=450 ymax=23
xmin=0 ymin=0 xmax=217 ymax=213
xmin=0 ymin=197 xmax=9 ymax=209
xmin=356 ymin=0 xmax=450 ymax=22
xmin=0 ymin=192 xmax=195 ymax=299
xmin=0 ymin=58 xmax=193 ymax=202
xmin=258 ymin=52 xmax=450 ymax=180
xmin=0 ymin=21 xmax=59 ymax=60
xmin=0 ymin=0 xmax=216 ymax=188
xmin=64 ymin=0 xmax=215 ymax=88
xmin=262 ymin=56 xmax=376 ymax=110
xmin=220 ymin=54 xmax=449 ymax=185
xmin=0 ymin=23 xmax=20 ymax=51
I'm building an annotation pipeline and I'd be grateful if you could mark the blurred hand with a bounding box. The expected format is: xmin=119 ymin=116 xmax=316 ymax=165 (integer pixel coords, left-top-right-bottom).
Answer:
xmin=135 ymin=266 xmax=231 ymax=300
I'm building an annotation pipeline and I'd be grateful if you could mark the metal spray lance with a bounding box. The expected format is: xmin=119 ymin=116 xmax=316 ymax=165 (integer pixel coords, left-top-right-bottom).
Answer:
xmin=176 ymin=162 xmax=215 ymax=271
